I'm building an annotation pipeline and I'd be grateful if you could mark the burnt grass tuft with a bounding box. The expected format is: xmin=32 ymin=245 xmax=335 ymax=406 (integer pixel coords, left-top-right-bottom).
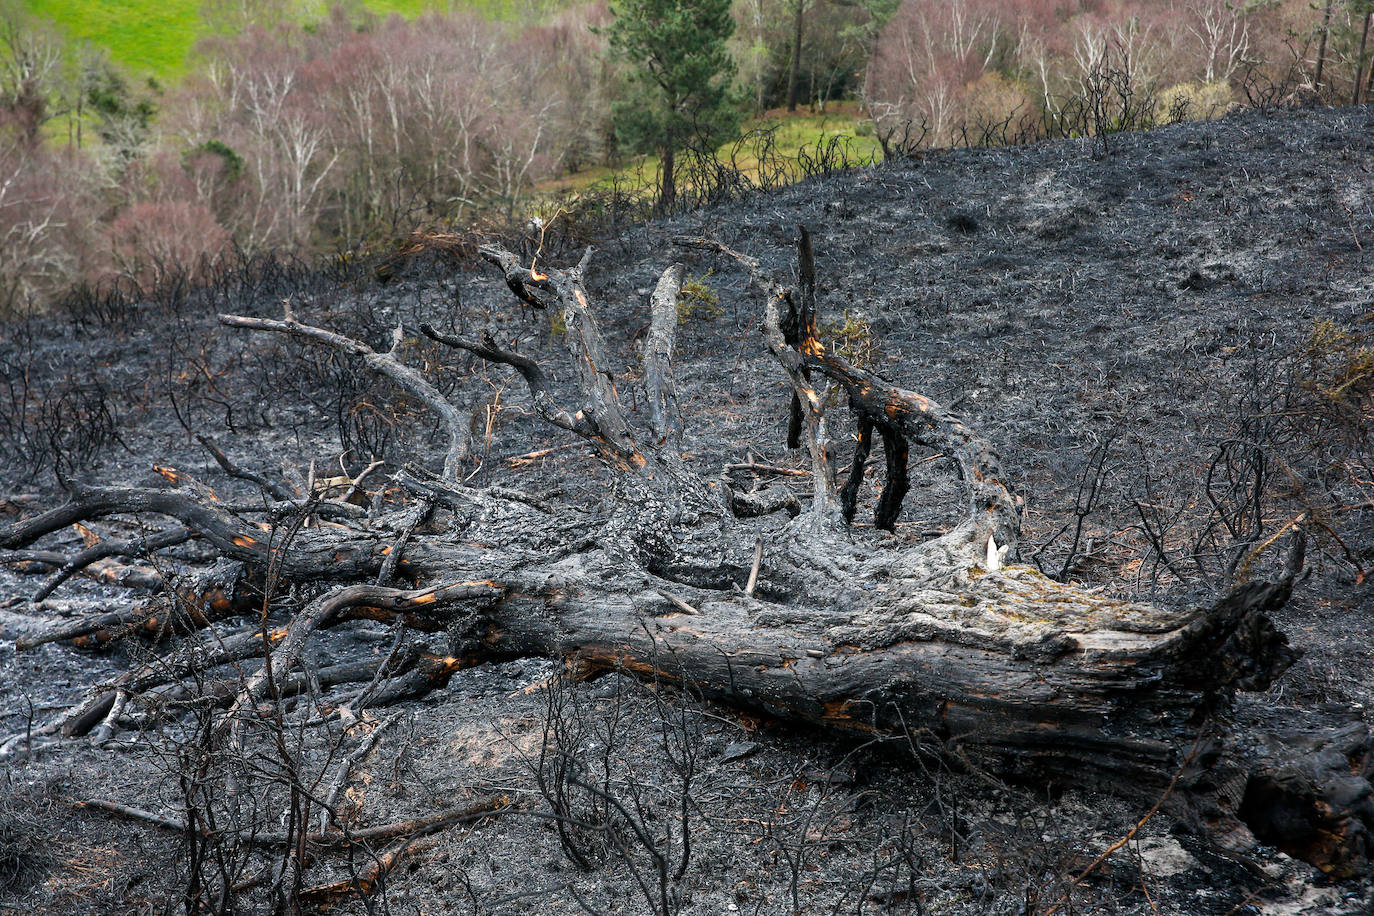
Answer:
xmin=0 ymin=780 xmax=54 ymax=899
xmin=0 ymin=106 xmax=1371 ymax=913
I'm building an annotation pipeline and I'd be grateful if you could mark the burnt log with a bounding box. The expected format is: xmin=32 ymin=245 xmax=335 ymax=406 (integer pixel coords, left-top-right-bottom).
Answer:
xmin=1 ymin=231 xmax=1370 ymax=879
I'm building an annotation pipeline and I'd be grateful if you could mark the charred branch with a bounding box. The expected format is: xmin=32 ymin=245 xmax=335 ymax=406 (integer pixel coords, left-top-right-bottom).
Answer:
xmin=6 ymin=548 xmax=165 ymax=596
xmin=221 ymin=581 xmax=502 ymax=729
xmin=197 ymin=434 xmax=296 ymax=503
xmin=686 ymin=228 xmax=1019 ymax=556
xmin=418 ymin=325 xmax=586 ymax=438
xmin=217 ymin=312 xmax=472 ymax=478
xmin=31 ymin=525 xmax=191 ymax=602
xmin=839 ymin=416 xmax=873 ymax=525
xmin=476 ymin=245 xmax=642 ymax=467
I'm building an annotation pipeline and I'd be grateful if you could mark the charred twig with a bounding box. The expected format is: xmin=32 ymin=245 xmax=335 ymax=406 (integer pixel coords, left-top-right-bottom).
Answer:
xmin=0 ymin=482 xmax=396 ymax=583
xmin=221 ymin=498 xmax=367 ymax=522
xmin=1057 ymin=435 xmax=1115 ymax=582
xmin=395 ymin=463 xmax=556 ymax=515
xmin=329 ymin=795 xmax=512 ymax=846
xmin=89 ymin=688 xmax=128 ymax=744
xmin=1133 ymin=500 xmax=1193 ymax=585
xmin=297 ymin=836 xmax=432 ymax=905
xmin=418 ymin=326 xmax=586 ymax=441
xmin=319 ymin=711 xmax=406 ymax=834
xmin=337 ymin=458 xmax=385 ymax=506
xmin=14 ymin=601 xmax=173 ymax=650
xmin=655 ymin=590 xmax=699 ymax=616
xmin=78 ymin=798 xmax=188 ymax=832
xmin=197 ymin=434 xmax=296 ymax=502
xmin=506 ymin=443 xmax=590 ymax=466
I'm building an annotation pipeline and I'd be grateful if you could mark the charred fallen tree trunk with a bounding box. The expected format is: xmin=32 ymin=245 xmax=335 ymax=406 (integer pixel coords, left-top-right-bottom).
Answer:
xmin=1 ymin=231 xmax=1370 ymax=878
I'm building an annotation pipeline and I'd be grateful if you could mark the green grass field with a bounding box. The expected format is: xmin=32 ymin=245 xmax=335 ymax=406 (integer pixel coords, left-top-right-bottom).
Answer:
xmin=27 ymin=0 xmax=524 ymax=80
xmin=537 ymin=103 xmax=883 ymax=204
xmin=31 ymin=0 xmax=203 ymax=79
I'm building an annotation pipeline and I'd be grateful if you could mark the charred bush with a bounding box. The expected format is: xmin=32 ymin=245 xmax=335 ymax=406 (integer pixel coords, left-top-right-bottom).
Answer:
xmin=1257 ymin=319 xmax=1373 ymax=576
xmin=1040 ymin=61 xmax=1172 ymax=158
xmin=58 ymin=278 xmax=140 ymax=332
xmin=872 ymin=115 xmax=932 ymax=161
xmin=0 ymin=354 xmax=123 ymax=485
xmin=1062 ymin=319 xmax=1374 ymax=597
xmin=532 ymin=668 xmax=701 ymax=916
xmin=0 ymin=781 xmax=50 ymax=899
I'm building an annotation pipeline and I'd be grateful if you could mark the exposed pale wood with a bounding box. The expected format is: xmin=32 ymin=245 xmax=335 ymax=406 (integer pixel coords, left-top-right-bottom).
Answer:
xmin=724 ymin=460 xmax=810 ymax=477
xmin=644 ymin=263 xmax=686 ymax=446
xmin=744 ymin=535 xmax=763 ymax=597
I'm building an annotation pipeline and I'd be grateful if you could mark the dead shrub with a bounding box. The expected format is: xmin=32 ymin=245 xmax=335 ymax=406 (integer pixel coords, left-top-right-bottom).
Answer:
xmin=0 ymin=781 xmax=51 ymax=898
xmin=0 ymin=130 xmax=102 ymax=318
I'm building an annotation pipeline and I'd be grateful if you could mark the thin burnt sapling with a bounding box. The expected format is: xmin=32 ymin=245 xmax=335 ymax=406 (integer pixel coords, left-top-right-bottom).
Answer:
xmin=0 ymin=231 xmax=1370 ymax=879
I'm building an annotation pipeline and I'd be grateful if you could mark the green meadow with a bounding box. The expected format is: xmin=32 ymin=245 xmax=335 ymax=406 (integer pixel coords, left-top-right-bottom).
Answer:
xmin=31 ymin=0 xmax=201 ymax=79
xmin=538 ymin=102 xmax=883 ymax=203
xmin=25 ymin=0 xmax=524 ymax=80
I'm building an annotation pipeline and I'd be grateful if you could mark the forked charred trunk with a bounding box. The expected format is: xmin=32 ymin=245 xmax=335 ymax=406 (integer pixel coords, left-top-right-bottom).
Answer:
xmin=2 ymin=230 xmax=1370 ymax=879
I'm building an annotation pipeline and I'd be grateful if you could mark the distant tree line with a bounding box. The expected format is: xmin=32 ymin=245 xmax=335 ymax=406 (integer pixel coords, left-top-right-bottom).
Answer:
xmin=863 ymin=0 xmax=1374 ymax=146
xmin=1 ymin=0 xmax=1371 ymax=314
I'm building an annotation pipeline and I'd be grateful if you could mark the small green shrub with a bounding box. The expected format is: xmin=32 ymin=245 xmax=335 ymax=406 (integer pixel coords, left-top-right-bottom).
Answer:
xmin=820 ymin=309 xmax=879 ymax=367
xmin=184 ymin=138 xmax=245 ymax=181
xmin=1300 ymin=319 xmax=1374 ymax=422
xmin=676 ymin=270 xmax=723 ymax=323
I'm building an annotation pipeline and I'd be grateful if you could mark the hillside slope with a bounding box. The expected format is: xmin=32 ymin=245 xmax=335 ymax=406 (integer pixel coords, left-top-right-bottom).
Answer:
xmin=0 ymin=106 xmax=1370 ymax=914
xmin=29 ymin=0 xmax=458 ymax=78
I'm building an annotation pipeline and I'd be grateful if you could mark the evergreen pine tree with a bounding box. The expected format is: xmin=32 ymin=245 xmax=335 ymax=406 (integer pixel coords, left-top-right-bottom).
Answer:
xmin=601 ymin=0 xmax=741 ymax=210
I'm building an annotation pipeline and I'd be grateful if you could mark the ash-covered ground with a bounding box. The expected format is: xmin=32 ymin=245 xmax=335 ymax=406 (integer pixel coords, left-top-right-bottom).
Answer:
xmin=0 ymin=105 xmax=1371 ymax=914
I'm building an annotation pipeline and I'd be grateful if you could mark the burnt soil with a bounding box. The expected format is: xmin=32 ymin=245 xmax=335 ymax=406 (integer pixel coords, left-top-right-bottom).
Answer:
xmin=0 ymin=105 xmax=1372 ymax=914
